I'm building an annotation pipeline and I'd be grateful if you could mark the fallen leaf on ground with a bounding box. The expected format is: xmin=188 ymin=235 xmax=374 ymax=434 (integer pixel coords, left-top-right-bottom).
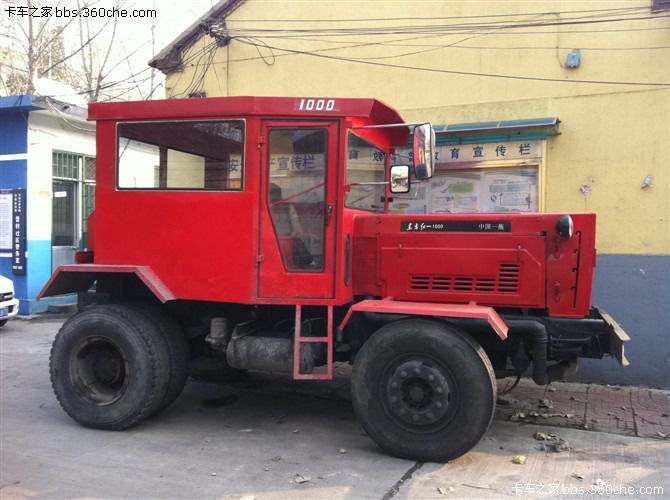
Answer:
xmin=294 ymin=474 xmax=311 ymax=484
xmin=512 ymin=455 xmax=527 ymax=465
xmin=571 ymin=473 xmax=585 ymax=480
xmin=534 ymin=431 xmax=548 ymax=440
xmin=538 ymin=399 xmax=554 ymax=409
xmin=338 ymin=448 xmax=347 ymax=454
xmin=594 ymin=478 xmax=606 ymax=487
xmin=496 ymin=396 xmax=518 ymax=406
xmin=437 ymin=486 xmax=455 ymax=495
xmin=657 ymin=431 xmax=668 ymax=439
xmin=551 ymin=439 xmax=570 ymax=452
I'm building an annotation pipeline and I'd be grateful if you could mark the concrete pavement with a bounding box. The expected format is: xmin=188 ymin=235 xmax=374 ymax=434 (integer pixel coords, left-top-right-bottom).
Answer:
xmin=1 ymin=316 xmax=668 ymax=499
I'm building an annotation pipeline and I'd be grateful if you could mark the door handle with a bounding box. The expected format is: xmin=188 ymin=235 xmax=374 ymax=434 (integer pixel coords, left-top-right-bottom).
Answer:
xmin=325 ymin=203 xmax=334 ymax=226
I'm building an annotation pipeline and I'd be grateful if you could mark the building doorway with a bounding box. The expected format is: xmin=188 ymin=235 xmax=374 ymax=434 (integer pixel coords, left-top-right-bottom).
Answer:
xmin=51 ymin=151 xmax=95 ymax=271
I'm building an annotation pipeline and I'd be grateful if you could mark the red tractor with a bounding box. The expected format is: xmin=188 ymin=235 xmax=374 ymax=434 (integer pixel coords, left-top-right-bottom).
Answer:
xmin=40 ymin=96 xmax=629 ymax=462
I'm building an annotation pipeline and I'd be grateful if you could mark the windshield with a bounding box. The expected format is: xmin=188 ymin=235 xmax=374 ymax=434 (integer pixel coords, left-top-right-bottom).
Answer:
xmin=345 ymin=132 xmax=386 ymax=213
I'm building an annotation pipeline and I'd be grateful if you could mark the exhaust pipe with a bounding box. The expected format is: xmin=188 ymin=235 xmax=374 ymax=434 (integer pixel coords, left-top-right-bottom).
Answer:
xmin=506 ymin=320 xmax=549 ymax=385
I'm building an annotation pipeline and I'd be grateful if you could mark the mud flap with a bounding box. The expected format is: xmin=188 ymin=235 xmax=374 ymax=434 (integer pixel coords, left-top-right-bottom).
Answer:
xmin=595 ymin=308 xmax=630 ymax=367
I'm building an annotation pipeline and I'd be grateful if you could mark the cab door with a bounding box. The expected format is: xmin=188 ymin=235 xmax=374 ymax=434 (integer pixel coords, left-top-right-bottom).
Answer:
xmin=258 ymin=121 xmax=339 ymax=299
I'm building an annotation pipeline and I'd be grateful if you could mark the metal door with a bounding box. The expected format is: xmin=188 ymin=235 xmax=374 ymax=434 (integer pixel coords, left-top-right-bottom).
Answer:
xmin=52 ymin=180 xmax=78 ymax=270
xmin=258 ymin=122 xmax=339 ymax=299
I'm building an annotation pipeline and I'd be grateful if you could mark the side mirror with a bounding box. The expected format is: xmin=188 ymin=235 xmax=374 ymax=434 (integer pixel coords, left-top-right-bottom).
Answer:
xmin=412 ymin=123 xmax=435 ymax=180
xmin=390 ymin=165 xmax=410 ymax=193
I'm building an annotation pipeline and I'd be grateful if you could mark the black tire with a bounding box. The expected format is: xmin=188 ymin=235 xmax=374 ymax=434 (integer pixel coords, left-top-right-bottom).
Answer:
xmin=50 ymin=304 xmax=171 ymax=430
xmin=189 ymin=350 xmax=246 ymax=383
xmin=123 ymin=302 xmax=189 ymax=412
xmin=0 ymin=319 xmax=7 ymax=327
xmin=351 ymin=318 xmax=496 ymax=462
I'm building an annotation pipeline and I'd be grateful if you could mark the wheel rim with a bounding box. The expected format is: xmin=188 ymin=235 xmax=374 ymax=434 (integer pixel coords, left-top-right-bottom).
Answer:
xmin=70 ymin=336 xmax=129 ymax=405
xmin=383 ymin=357 xmax=456 ymax=432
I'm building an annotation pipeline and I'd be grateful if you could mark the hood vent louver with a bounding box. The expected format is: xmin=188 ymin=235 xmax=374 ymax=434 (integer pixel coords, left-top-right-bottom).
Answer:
xmin=410 ymin=263 xmax=520 ymax=294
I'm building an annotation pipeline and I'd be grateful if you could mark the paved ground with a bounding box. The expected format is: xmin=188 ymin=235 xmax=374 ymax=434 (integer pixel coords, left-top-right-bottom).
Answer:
xmin=1 ymin=316 xmax=669 ymax=499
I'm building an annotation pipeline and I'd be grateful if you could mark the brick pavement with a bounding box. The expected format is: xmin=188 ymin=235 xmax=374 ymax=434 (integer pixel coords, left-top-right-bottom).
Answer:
xmin=494 ymin=378 xmax=670 ymax=440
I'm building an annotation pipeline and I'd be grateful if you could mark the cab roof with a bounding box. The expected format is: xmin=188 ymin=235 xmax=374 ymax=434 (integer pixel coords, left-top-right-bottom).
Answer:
xmin=89 ymin=96 xmax=400 ymax=122
xmin=89 ymin=96 xmax=409 ymax=146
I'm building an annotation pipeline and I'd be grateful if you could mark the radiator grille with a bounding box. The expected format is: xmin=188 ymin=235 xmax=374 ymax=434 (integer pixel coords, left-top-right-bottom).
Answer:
xmin=410 ymin=263 xmax=520 ymax=294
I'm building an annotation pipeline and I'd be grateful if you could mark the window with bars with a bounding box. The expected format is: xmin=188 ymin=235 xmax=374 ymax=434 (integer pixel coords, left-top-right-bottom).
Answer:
xmin=52 ymin=151 xmax=96 ymax=248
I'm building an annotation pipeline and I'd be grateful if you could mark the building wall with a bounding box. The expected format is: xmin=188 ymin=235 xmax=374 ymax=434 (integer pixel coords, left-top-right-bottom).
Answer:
xmin=1 ymin=98 xmax=96 ymax=314
xmin=158 ymin=0 xmax=670 ymax=386
xmin=403 ymin=88 xmax=670 ymax=255
xmin=0 ymin=103 xmax=29 ymax=304
xmin=166 ymin=0 xmax=670 ymax=106
xmin=23 ymin=110 xmax=96 ymax=313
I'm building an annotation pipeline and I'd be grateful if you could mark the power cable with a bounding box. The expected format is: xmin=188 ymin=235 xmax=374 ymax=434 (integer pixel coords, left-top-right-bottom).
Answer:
xmin=226 ymin=6 xmax=650 ymax=23
xmin=231 ymin=37 xmax=670 ymax=87
xmin=222 ymin=13 xmax=670 ymax=37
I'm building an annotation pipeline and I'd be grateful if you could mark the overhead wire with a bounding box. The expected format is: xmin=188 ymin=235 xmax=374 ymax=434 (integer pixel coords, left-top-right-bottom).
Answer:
xmin=221 ymin=12 xmax=670 ymax=38
xmin=245 ymin=25 xmax=670 ymax=39
xmin=231 ymin=36 xmax=670 ymax=87
xmin=175 ymin=9 xmax=670 ymax=69
xmin=225 ymin=6 xmax=651 ymax=23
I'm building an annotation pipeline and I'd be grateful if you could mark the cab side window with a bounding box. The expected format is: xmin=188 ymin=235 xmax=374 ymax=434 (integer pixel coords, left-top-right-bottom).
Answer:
xmin=117 ymin=120 xmax=244 ymax=190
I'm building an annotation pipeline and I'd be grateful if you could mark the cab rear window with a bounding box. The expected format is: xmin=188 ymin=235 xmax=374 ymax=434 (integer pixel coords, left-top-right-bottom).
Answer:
xmin=117 ymin=120 xmax=244 ymax=190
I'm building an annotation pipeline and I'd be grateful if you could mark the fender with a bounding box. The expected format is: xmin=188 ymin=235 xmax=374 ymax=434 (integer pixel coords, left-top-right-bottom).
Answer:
xmin=339 ymin=298 xmax=508 ymax=339
xmin=37 ymin=264 xmax=176 ymax=303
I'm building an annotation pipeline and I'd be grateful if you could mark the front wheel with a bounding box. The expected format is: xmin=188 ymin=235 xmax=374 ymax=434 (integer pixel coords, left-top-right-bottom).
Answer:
xmin=351 ymin=318 xmax=496 ymax=462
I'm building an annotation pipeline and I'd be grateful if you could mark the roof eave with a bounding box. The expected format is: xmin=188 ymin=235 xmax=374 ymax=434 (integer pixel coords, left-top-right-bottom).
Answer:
xmin=148 ymin=0 xmax=246 ymax=74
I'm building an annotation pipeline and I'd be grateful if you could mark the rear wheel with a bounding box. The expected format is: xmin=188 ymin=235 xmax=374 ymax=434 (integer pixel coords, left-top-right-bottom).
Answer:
xmin=123 ymin=302 xmax=189 ymax=412
xmin=351 ymin=318 xmax=496 ymax=462
xmin=50 ymin=304 xmax=171 ymax=430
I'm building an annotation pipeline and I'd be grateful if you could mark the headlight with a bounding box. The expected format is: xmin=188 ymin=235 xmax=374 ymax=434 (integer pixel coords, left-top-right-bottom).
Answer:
xmin=556 ymin=215 xmax=574 ymax=239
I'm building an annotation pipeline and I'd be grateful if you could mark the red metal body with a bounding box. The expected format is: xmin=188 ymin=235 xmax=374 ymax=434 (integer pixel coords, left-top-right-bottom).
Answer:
xmin=39 ymin=96 xmax=602 ymax=380
xmin=351 ymin=212 xmax=596 ymax=318
xmin=38 ymin=264 xmax=175 ymax=302
xmin=342 ymin=299 xmax=509 ymax=339
xmin=86 ymin=97 xmax=407 ymax=308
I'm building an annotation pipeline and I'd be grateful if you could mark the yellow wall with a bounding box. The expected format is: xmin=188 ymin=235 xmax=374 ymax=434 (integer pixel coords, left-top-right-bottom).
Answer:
xmin=162 ymin=0 xmax=670 ymax=254
xmin=405 ymin=89 xmax=670 ymax=255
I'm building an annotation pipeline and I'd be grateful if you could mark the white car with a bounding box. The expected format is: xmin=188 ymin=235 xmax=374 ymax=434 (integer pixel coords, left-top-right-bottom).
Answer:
xmin=0 ymin=274 xmax=19 ymax=327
